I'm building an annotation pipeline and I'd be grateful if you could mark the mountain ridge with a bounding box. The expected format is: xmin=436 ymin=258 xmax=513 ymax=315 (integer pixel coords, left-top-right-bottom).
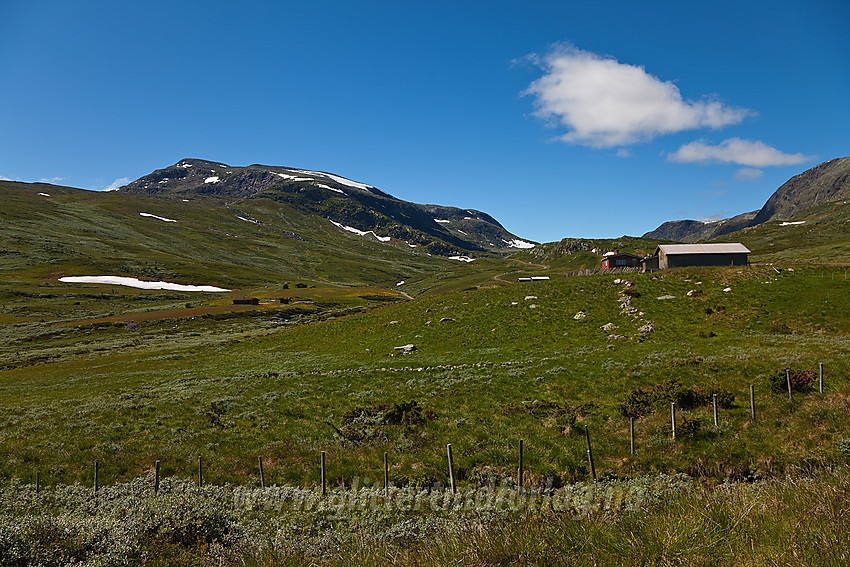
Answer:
xmin=644 ymin=156 xmax=850 ymax=242
xmin=120 ymin=158 xmax=534 ymax=255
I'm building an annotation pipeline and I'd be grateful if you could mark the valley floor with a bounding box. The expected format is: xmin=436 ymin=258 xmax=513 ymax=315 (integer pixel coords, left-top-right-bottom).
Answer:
xmin=1 ymin=263 xmax=849 ymax=564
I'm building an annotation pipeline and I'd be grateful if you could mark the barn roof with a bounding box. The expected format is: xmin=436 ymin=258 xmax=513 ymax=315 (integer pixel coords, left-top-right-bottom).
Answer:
xmin=657 ymin=243 xmax=750 ymax=255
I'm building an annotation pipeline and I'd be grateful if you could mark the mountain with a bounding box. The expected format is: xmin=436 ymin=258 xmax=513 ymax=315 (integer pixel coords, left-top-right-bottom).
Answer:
xmin=0 ymin=159 xmax=536 ymax=291
xmin=750 ymin=156 xmax=850 ymax=225
xmin=120 ymin=158 xmax=534 ymax=256
xmin=642 ymin=211 xmax=758 ymax=243
xmin=643 ymin=157 xmax=850 ymax=242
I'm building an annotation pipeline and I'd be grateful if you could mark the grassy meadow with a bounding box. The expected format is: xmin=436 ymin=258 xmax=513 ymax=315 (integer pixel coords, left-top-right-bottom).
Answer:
xmin=2 ymin=264 xmax=849 ymax=490
xmin=2 ymin=181 xmax=850 ymax=564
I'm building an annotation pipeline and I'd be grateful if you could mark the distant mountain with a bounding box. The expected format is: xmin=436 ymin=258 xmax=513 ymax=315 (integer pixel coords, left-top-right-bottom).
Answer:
xmin=643 ymin=157 xmax=850 ymax=242
xmin=643 ymin=211 xmax=758 ymax=243
xmin=120 ymin=158 xmax=534 ymax=255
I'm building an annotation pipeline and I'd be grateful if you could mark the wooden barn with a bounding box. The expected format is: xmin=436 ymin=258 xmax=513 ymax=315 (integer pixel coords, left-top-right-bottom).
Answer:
xmin=644 ymin=243 xmax=750 ymax=271
xmin=601 ymin=253 xmax=643 ymax=270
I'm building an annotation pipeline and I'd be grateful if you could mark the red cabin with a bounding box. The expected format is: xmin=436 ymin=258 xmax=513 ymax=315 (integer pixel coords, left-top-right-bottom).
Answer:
xmin=601 ymin=253 xmax=643 ymax=270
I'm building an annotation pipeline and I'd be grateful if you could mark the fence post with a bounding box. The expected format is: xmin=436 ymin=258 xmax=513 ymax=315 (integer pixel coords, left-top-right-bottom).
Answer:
xmin=447 ymin=444 xmax=456 ymax=494
xmin=154 ymin=460 xmax=160 ymax=494
xmin=585 ymin=425 xmax=597 ymax=483
xmin=258 ymin=456 xmax=265 ymax=489
xmin=94 ymin=460 xmax=99 ymax=494
xmin=383 ymin=452 xmax=389 ymax=498
xmin=750 ymin=385 xmax=756 ymax=421
xmin=786 ymin=369 xmax=793 ymax=402
xmin=629 ymin=417 xmax=635 ymax=455
xmin=198 ymin=456 xmax=203 ymax=487
xmin=671 ymin=403 xmax=677 ymax=441
xmin=517 ymin=439 xmax=524 ymax=495
xmin=36 ymin=472 xmax=40 ymax=495
xmin=819 ymin=363 xmax=824 ymax=394
xmin=320 ymin=451 xmax=326 ymax=496
xmin=713 ymin=394 xmax=718 ymax=427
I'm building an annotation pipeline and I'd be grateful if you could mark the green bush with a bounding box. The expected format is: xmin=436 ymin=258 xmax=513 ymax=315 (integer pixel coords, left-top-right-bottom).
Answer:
xmin=619 ymin=379 xmax=735 ymax=417
xmin=677 ymin=415 xmax=704 ymax=438
xmin=619 ymin=387 xmax=654 ymax=418
xmin=336 ymin=400 xmax=435 ymax=445
xmin=768 ymin=369 xmax=815 ymax=394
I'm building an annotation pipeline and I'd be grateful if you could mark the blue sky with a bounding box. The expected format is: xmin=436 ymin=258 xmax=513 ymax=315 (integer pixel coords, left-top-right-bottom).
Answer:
xmin=1 ymin=0 xmax=848 ymax=242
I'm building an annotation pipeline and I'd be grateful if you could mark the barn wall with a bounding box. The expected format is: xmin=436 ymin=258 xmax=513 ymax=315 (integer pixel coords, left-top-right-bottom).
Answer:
xmin=666 ymin=253 xmax=749 ymax=268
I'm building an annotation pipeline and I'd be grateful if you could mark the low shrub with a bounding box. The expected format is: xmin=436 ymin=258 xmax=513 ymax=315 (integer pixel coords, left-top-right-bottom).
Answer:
xmin=335 ymin=400 xmax=435 ymax=445
xmin=619 ymin=379 xmax=735 ymax=417
xmin=501 ymin=400 xmax=588 ymax=435
xmin=768 ymin=368 xmax=815 ymax=394
xmin=677 ymin=415 xmax=704 ymax=438
xmin=619 ymin=387 xmax=654 ymax=418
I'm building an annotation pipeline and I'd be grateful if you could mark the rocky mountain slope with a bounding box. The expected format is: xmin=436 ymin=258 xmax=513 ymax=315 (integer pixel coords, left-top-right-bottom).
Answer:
xmin=750 ymin=156 xmax=850 ymax=224
xmin=120 ymin=159 xmax=534 ymax=255
xmin=644 ymin=157 xmax=850 ymax=242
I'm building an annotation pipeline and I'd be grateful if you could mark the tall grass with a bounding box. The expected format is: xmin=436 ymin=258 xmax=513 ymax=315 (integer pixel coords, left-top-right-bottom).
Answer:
xmin=1 ymin=469 xmax=847 ymax=565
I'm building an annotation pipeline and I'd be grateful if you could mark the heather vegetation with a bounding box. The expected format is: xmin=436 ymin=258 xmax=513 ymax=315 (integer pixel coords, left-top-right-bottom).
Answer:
xmin=2 ymin=174 xmax=850 ymax=564
xmin=1 ymin=260 xmax=849 ymax=563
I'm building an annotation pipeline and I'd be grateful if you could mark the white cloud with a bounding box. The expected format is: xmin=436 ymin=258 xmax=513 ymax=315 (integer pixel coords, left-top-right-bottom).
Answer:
xmin=615 ymin=148 xmax=631 ymax=158
xmin=38 ymin=176 xmax=65 ymax=184
xmin=668 ymin=138 xmax=813 ymax=167
xmin=0 ymin=175 xmax=11 ymax=181
xmin=523 ymin=45 xmax=749 ymax=148
xmin=103 ymin=177 xmax=130 ymax=191
xmin=735 ymin=167 xmax=764 ymax=180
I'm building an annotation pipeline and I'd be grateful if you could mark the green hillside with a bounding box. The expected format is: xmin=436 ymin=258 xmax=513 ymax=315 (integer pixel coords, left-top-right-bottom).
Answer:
xmin=718 ymin=199 xmax=850 ymax=264
xmin=0 ymin=180 xmax=471 ymax=289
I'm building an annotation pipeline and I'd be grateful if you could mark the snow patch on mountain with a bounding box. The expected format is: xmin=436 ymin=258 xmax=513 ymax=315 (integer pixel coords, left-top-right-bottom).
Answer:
xmin=140 ymin=212 xmax=178 ymax=223
xmin=291 ymin=168 xmax=373 ymax=191
xmin=272 ymin=172 xmax=313 ymax=182
xmin=329 ymin=220 xmax=390 ymax=242
xmin=316 ymin=183 xmax=345 ymax=195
